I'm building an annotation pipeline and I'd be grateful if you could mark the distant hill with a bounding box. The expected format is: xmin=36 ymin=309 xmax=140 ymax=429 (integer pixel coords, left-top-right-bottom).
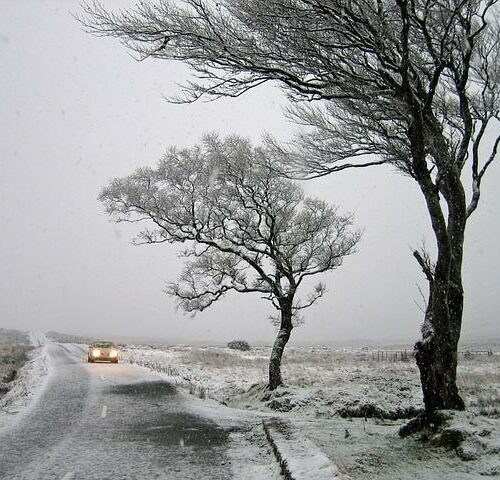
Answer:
xmin=43 ymin=330 xmax=500 ymax=351
xmin=46 ymin=331 xmax=96 ymax=344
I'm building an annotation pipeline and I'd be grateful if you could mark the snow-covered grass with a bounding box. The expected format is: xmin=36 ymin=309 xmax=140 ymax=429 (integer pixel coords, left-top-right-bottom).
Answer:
xmin=457 ymin=354 xmax=500 ymax=417
xmin=0 ymin=329 xmax=33 ymax=393
xmin=123 ymin=342 xmax=500 ymax=479
xmin=0 ymin=331 xmax=49 ymax=430
xmin=123 ymin=344 xmax=425 ymax=418
xmin=0 ymin=344 xmax=33 ymax=382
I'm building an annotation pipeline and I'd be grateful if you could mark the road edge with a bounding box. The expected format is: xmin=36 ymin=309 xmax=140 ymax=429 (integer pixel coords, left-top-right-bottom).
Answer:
xmin=262 ymin=416 xmax=348 ymax=480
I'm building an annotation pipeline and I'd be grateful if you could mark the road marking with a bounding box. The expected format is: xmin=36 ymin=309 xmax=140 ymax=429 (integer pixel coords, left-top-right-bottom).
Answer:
xmin=100 ymin=405 xmax=108 ymax=418
xmin=100 ymin=374 xmax=105 ymax=380
xmin=61 ymin=473 xmax=75 ymax=480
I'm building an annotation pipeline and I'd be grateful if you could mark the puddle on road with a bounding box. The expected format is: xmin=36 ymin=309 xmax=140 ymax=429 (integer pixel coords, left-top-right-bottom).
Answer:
xmin=104 ymin=381 xmax=230 ymax=448
xmin=105 ymin=381 xmax=177 ymax=398
xmin=133 ymin=412 xmax=229 ymax=447
xmin=97 ymin=380 xmax=233 ymax=477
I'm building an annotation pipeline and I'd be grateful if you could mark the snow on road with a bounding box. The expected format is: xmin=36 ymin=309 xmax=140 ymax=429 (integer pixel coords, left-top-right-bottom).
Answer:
xmin=0 ymin=342 xmax=281 ymax=480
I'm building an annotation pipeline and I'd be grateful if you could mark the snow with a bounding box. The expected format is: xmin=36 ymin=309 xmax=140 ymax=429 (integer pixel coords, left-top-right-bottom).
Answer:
xmin=122 ymin=343 xmax=500 ymax=479
xmin=0 ymin=331 xmax=50 ymax=430
xmin=1 ymin=337 xmax=497 ymax=479
xmin=263 ymin=416 xmax=342 ymax=479
xmin=123 ymin=344 xmax=425 ymax=417
xmin=226 ymin=423 xmax=283 ymax=480
xmin=28 ymin=331 xmax=47 ymax=348
xmin=151 ymin=368 xmax=283 ymax=480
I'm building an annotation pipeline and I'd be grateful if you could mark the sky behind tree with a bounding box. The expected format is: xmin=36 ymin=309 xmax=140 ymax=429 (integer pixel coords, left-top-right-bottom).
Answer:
xmin=0 ymin=0 xmax=499 ymax=344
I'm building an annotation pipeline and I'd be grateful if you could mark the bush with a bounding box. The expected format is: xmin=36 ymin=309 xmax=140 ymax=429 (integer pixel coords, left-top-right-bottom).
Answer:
xmin=227 ymin=340 xmax=251 ymax=351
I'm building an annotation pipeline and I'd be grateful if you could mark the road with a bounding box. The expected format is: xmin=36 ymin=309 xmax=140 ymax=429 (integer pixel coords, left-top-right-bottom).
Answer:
xmin=0 ymin=343 xmax=279 ymax=480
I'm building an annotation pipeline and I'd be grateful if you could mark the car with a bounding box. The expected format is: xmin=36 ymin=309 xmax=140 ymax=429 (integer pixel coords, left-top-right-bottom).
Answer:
xmin=87 ymin=341 xmax=119 ymax=363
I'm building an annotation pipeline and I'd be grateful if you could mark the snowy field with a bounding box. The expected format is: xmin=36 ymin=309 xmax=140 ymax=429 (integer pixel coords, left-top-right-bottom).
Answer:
xmin=123 ymin=343 xmax=500 ymax=479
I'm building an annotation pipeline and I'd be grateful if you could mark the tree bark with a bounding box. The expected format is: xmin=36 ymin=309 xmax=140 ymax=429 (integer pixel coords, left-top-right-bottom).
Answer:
xmin=414 ymin=163 xmax=466 ymax=413
xmin=268 ymin=298 xmax=293 ymax=390
xmin=415 ymin=280 xmax=466 ymax=413
xmin=408 ymin=114 xmax=466 ymax=415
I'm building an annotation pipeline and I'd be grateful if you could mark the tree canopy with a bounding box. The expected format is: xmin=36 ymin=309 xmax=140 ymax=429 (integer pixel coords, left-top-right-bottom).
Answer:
xmin=100 ymin=135 xmax=359 ymax=313
xmin=81 ymin=0 xmax=499 ymax=195
xmin=100 ymin=135 xmax=360 ymax=388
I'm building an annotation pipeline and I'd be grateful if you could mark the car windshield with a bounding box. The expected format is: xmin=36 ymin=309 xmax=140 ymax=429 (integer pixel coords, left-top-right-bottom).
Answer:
xmin=93 ymin=342 xmax=114 ymax=348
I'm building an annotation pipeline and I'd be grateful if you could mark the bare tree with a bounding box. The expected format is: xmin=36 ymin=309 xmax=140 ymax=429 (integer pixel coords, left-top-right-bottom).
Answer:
xmin=80 ymin=0 xmax=500 ymax=418
xmin=99 ymin=135 xmax=360 ymax=390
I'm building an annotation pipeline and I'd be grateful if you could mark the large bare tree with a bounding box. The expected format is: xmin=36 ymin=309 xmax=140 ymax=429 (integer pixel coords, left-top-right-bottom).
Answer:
xmin=80 ymin=0 xmax=500 ymax=418
xmin=100 ymin=135 xmax=360 ymax=389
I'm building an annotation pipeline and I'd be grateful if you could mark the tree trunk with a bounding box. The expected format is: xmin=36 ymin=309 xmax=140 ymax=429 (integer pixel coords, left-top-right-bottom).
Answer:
xmin=268 ymin=298 xmax=293 ymax=390
xmin=414 ymin=279 xmax=465 ymax=413
xmin=414 ymin=166 xmax=466 ymax=414
xmin=407 ymin=114 xmax=467 ymax=416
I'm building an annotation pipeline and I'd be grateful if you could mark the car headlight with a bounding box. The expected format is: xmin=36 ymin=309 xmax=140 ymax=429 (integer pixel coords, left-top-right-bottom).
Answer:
xmin=92 ymin=349 xmax=101 ymax=357
xmin=109 ymin=350 xmax=118 ymax=358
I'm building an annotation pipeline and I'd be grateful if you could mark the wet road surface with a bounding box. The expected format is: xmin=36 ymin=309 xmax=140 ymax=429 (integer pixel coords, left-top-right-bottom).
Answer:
xmin=0 ymin=343 xmax=273 ymax=479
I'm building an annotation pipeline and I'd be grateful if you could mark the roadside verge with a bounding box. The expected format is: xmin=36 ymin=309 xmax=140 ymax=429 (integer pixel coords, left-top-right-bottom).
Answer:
xmin=263 ymin=416 xmax=349 ymax=480
xmin=0 ymin=332 xmax=49 ymax=429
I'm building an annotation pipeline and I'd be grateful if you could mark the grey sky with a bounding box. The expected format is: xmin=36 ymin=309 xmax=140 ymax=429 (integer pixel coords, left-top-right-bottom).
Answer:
xmin=1 ymin=0 xmax=499 ymax=344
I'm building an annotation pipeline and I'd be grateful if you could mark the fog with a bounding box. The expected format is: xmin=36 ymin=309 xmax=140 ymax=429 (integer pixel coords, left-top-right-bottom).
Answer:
xmin=1 ymin=1 xmax=499 ymax=345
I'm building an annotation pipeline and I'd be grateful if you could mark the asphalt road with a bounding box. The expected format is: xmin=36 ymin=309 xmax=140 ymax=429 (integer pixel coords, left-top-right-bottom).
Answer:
xmin=0 ymin=343 xmax=276 ymax=480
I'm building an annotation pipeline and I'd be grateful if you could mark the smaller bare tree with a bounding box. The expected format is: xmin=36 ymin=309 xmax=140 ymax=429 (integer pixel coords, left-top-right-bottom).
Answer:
xmin=100 ymin=135 xmax=360 ymax=389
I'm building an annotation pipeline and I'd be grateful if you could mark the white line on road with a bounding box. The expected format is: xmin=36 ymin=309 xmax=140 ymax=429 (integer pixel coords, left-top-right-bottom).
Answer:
xmin=60 ymin=472 xmax=75 ymax=480
xmin=100 ymin=405 xmax=108 ymax=418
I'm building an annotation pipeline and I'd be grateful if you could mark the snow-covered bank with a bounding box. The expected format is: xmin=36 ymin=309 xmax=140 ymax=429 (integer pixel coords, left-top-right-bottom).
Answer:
xmin=263 ymin=416 xmax=343 ymax=480
xmin=123 ymin=343 xmax=500 ymax=479
xmin=0 ymin=332 xmax=49 ymax=430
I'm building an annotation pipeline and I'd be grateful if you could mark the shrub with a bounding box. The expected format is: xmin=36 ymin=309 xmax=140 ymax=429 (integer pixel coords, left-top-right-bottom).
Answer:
xmin=227 ymin=340 xmax=251 ymax=351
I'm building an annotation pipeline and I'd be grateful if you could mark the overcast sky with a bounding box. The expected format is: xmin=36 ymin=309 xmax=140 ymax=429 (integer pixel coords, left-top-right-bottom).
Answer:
xmin=1 ymin=0 xmax=499 ymax=345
